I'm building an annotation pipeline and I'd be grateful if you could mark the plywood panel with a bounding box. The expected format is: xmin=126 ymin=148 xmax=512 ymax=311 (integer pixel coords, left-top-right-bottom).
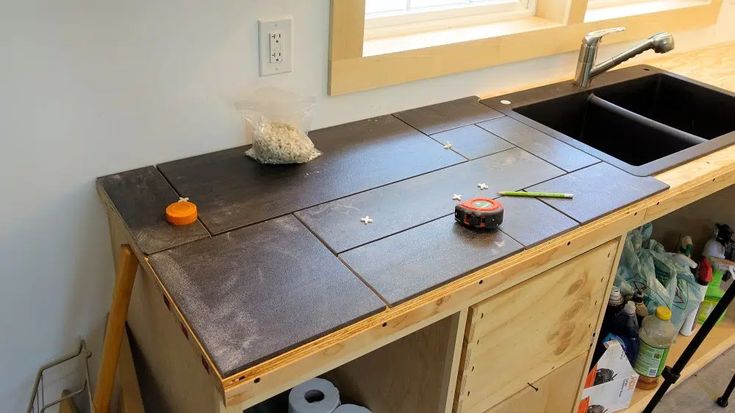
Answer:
xmin=325 ymin=312 xmax=466 ymax=413
xmin=650 ymin=184 xmax=735 ymax=256
xmin=456 ymin=240 xmax=618 ymax=413
xmin=485 ymin=354 xmax=588 ymax=413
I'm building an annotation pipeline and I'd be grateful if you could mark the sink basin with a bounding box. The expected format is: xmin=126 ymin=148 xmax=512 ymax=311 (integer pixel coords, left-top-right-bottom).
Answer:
xmin=482 ymin=66 xmax=735 ymax=176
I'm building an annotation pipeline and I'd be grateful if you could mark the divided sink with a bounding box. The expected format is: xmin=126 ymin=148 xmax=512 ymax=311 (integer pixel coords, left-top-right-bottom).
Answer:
xmin=482 ymin=66 xmax=735 ymax=176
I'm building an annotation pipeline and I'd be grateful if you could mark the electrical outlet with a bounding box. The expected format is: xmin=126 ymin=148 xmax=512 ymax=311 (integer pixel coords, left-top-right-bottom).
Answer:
xmin=259 ymin=17 xmax=292 ymax=76
xmin=269 ymin=32 xmax=283 ymax=63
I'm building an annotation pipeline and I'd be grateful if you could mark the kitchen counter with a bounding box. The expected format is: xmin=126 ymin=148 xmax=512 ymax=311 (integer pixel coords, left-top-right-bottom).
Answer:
xmin=97 ymin=42 xmax=735 ymax=410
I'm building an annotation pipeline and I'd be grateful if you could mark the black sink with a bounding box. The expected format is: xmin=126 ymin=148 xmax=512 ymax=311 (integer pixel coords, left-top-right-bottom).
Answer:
xmin=482 ymin=66 xmax=735 ymax=176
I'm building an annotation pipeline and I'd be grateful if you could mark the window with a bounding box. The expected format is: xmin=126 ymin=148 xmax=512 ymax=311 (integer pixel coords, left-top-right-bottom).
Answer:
xmin=585 ymin=0 xmax=708 ymax=21
xmin=365 ymin=0 xmax=538 ymax=39
xmin=329 ymin=0 xmax=723 ymax=95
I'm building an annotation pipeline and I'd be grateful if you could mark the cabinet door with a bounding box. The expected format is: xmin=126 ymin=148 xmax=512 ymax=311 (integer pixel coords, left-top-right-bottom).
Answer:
xmin=485 ymin=354 xmax=587 ymax=413
xmin=455 ymin=240 xmax=619 ymax=413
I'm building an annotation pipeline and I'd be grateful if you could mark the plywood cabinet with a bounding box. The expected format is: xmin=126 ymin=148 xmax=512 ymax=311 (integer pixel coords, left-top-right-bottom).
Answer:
xmin=454 ymin=240 xmax=620 ymax=413
xmin=485 ymin=354 xmax=588 ymax=413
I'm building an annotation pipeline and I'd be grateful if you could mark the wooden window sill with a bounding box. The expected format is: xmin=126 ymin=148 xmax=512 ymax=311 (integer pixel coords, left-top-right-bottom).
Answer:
xmin=364 ymin=16 xmax=560 ymax=57
xmin=585 ymin=0 xmax=711 ymax=21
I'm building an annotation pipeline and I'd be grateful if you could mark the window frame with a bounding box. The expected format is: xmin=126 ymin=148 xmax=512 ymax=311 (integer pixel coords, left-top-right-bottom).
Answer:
xmin=364 ymin=0 xmax=538 ymax=40
xmin=365 ymin=0 xmax=536 ymax=30
xmin=328 ymin=0 xmax=723 ymax=95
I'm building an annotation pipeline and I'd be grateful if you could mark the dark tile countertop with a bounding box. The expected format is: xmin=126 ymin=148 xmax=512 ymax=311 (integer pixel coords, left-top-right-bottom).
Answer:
xmin=97 ymin=96 xmax=669 ymax=378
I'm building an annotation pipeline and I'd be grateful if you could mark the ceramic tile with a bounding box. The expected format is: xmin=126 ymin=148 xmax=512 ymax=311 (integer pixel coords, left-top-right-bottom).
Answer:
xmin=148 ymin=215 xmax=385 ymax=376
xmin=496 ymin=196 xmax=578 ymax=247
xmin=478 ymin=116 xmax=599 ymax=172
xmin=96 ymin=166 xmax=210 ymax=254
xmin=340 ymin=215 xmax=523 ymax=305
xmin=394 ymin=96 xmax=504 ymax=135
xmin=157 ymin=115 xmax=464 ymax=234
xmin=430 ymin=125 xmax=515 ymax=159
xmin=526 ymin=162 xmax=669 ymax=224
xmin=297 ymin=148 xmax=564 ymax=253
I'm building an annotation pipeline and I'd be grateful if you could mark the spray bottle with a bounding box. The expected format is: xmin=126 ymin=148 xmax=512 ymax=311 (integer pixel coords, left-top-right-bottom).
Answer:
xmin=680 ymin=257 xmax=712 ymax=336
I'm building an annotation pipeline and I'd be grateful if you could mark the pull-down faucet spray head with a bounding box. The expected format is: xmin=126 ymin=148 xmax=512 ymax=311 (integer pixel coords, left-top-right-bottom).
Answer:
xmin=650 ymin=32 xmax=675 ymax=53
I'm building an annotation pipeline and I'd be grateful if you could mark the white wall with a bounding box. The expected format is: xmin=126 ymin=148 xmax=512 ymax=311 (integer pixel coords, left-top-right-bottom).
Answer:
xmin=1 ymin=1 xmax=734 ymax=411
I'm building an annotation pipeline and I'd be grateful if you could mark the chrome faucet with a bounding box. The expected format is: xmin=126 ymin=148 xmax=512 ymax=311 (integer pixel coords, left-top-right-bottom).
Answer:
xmin=574 ymin=27 xmax=674 ymax=88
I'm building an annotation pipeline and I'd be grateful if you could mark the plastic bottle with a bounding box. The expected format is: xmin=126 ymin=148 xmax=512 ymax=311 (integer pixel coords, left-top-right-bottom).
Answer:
xmin=680 ymin=257 xmax=712 ymax=336
xmin=634 ymin=306 xmax=676 ymax=389
xmin=593 ymin=287 xmax=627 ymax=365
xmin=632 ymin=291 xmax=648 ymax=327
xmin=702 ymin=223 xmax=733 ymax=260
xmin=601 ymin=287 xmax=624 ymax=331
xmin=606 ymin=287 xmax=625 ymax=317
xmin=678 ymin=235 xmax=693 ymax=257
xmin=611 ymin=301 xmax=640 ymax=363
xmin=696 ymin=265 xmax=726 ymax=324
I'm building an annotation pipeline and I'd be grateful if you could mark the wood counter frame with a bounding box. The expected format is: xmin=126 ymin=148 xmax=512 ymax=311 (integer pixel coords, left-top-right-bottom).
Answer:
xmin=98 ymin=140 xmax=735 ymax=409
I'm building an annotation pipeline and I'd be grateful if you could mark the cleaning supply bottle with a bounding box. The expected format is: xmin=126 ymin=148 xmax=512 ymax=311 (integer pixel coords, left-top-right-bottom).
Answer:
xmin=593 ymin=287 xmax=627 ymax=365
xmin=606 ymin=287 xmax=625 ymax=319
xmin=634 ymin=306 xmax=676 ymax=389
xmin=633 ymin=291 xmax=648 ymax=326
xmin=611 ymin=301 xmax=640 ymax=363
xmin=696 ymin=258 xmax=733 ymax=324
xmin=680 ymin=257 xmax=712 ymax=336
xmin=601 ymin=287 xmax=625 ymax=337
xmin=702 ymin=223 xmax=733 ymax=260
xmin=679 ymin=235 xmax=693 ymax=257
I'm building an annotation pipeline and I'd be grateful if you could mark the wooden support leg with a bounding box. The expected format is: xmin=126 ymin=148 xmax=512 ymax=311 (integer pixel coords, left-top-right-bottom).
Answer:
xmin=117 ymin=327 xmax=146 ymax=413
xmin=94 ymin=244 xmax=139 ymax=413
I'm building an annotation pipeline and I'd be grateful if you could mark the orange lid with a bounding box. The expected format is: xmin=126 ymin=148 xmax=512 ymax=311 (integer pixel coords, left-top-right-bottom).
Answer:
xmin=166 ymin=198 xmax=198 ymax=226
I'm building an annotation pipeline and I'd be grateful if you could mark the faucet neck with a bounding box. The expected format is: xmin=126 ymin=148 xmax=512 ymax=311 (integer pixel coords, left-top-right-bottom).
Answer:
xmin=574 ymin=42 xmax=599 ymax=88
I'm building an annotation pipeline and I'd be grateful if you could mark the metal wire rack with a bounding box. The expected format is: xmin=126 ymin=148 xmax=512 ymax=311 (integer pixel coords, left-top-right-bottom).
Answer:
xmin=27 ymin=340 xmax=94 ymax=413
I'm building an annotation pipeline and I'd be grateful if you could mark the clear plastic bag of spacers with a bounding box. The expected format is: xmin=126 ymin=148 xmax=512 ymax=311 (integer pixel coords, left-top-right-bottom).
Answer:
xmin=237 ymin=87 xmax=321 ymax=164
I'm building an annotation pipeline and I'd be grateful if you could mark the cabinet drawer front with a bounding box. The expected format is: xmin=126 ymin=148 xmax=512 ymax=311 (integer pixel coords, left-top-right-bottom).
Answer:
xmin=456 ymin=240 xmax=618 ymax=413
xmin=485 ymin=353 xmax=588 ymax=413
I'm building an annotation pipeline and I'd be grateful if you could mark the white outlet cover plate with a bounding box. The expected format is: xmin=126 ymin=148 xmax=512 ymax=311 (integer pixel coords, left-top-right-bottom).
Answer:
xmin=258 ymin=17 xmax=292 ymax=76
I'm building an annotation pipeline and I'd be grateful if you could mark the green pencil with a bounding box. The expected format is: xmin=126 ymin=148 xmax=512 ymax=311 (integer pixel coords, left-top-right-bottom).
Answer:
xmin=498 ymin=191 xmax=574 ymax=199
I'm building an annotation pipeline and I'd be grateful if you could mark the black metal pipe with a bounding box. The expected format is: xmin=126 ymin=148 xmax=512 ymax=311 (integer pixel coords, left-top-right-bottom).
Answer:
xmin=643 ymin=279 xmax=735 ymax=412
xmin=717 ymin=372 xmax=735 ymax=407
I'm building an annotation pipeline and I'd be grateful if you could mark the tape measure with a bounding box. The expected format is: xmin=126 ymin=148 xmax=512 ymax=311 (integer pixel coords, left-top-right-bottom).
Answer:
xmin=455 ymin=197 xmax=504 ymax=230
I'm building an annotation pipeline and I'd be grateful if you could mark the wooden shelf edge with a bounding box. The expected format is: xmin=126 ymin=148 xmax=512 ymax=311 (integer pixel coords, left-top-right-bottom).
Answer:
xmin=622 ymin=317 xmax=735 ymax=412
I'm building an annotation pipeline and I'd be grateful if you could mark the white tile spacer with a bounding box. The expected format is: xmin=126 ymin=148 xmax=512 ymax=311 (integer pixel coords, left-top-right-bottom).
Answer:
xmin=452 ymin=194 xmax=462 ymax=201
xmin=477 ymin=183 xmax=489 ymax=190
xmin=360 ymin=216 xmax=374 ymax=225
xmin=178 ymin=197 xmax=190 ymax=202
xmin=443 ymin=142 xmax=453 ymax=149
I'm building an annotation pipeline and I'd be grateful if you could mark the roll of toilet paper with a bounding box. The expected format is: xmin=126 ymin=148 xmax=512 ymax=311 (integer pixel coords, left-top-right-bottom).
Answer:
xmin=334 ymin=404 xmax=371 ymax=413
xmin=288 ymin=378 xmax=341 ymax=413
